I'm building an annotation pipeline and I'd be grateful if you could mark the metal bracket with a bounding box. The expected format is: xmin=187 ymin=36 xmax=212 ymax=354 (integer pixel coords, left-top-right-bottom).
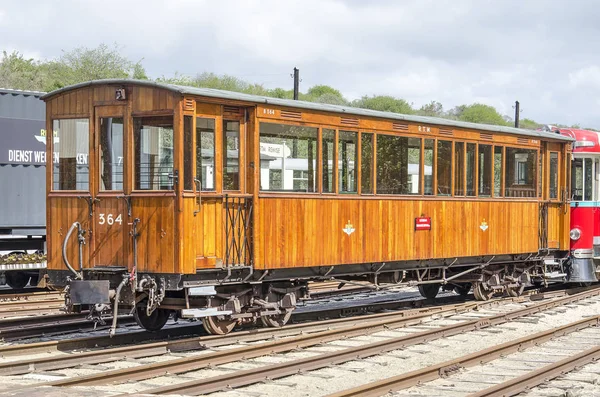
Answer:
xmin=78 ymin=196 xmax=100 ymax=218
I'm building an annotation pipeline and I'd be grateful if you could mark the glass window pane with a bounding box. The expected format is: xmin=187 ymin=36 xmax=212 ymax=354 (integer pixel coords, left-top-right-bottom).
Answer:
xmin=585 ymin=158 xmax=593 ymax=201
xmin=494 ymin=146 xmax=503 ymax=197
xmin=196 ymin=118 xmax=215 ymax=190
xmin=134 ymin=116 xmax=174 ymax=191
xmin=437 ymin=140 xmax=452 ymax=196
xmin=361 ymin=133 xmax=373 ymax=194
xmin=99 ymin=117 xmax=123 ymax=191
xmin=572 ymin=158 xmax=583 ymax=200
xmin=466 ymin=143 xmax=476 ymax=196
xmin=339 ymin=131 xmax=357 ymax=193
xmin=223 ymin=121 xmax=240 ymax=190
xmin=183 ymin=116 xmax=193 ymax=191
xmin=549 ymin=152 xmax=559 ymax=199
xmin=424 ymin=139 xmax=434 ymax=195
xmin=454 ymin=142 xmax=465 ymax=196
xmin=505 ymin=147 xmax=537 ymax=197
xmin=322 ymin=129 xmax=335 ymax=193
xmin=376 ymin=135 xmax=421 ymax=195
xmin=53 ymin=118 xmax=89 ymax=190
xmin=259 ymin=122 xmax=317 ymax=192
xmin=478 ymin=144 xmax=492 ymax=197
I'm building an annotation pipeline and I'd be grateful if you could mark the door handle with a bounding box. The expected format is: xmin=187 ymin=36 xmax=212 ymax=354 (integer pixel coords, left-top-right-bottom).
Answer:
xmin=194 ymin=178 xmax=202 ymax=216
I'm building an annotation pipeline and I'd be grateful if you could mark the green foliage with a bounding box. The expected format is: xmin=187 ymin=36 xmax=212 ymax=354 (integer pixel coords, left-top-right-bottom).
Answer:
xmin=0 ymin=51 xmax=48 ymax=91
xmin=457 ymin=103 xmax=508 ymax=126
xmin=417 ymin=101 xmax=444 ymax=117
xmin=352 ymin=95 xmax=414 ymax=114
xmin=0 ymin=44 xmax=590 ymax=129
xmin=518 ymin=118 xmax=541 ymax=130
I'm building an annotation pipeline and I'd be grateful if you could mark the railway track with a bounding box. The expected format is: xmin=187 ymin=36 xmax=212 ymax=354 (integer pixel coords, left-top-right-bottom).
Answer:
xmin=4 ymin=286 xmax=599 ymax=395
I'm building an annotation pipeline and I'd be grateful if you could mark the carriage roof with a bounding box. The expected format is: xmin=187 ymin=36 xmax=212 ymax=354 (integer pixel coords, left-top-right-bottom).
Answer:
xmin=42 ymin=79 xmax=573 ymax=143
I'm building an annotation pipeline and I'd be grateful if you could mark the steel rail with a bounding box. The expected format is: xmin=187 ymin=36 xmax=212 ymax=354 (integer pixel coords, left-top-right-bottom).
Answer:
xmin=30 ymin=286 xmax=600 ymax=393
xmin=0 ymin=290 xmax=487 ymax=357
xmin=327 ymin=321 xmax=600 ymax=396
xmin=0 ymin=290 xmax=60 ymax=303
xmin=12 ymin=301 xmax=482 ymax=381
xmin=468 ymin=345 xmax=600 ymax=397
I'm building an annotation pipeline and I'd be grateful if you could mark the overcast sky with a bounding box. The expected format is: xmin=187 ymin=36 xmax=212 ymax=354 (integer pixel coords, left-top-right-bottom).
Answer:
xmin=1 ymin=0 xmax=599 ymax=127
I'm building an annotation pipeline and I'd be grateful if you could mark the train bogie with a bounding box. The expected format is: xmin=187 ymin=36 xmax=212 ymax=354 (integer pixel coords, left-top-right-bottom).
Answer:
xmin=42 ymin=80 xmax=575 ymax=334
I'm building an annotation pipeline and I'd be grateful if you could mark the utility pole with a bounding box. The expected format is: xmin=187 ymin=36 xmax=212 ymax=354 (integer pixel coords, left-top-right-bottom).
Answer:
xmin=293 ymin=67 xmax=299 ymax=100
xmin=514 ymin=100 xmax=520 ymax=128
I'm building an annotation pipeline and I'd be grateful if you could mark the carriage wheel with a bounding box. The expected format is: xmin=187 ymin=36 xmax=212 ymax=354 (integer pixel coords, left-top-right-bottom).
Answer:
xmin=202 ymin=316 xmax=237 ymax=335
xmin=453 ymin=283 xmax=471 ymax=297
xmin=418 ymin=283 xmax=441 ymax=299
xmin=5 ymin=272 xmax=30 ymax=289
xmin=260 ymin=310 xmax=292 ymax=328
xmin=473 ymin=282 xmax=495 ymax=301
xmin=133 ymin=304 xmax=171 ymax=331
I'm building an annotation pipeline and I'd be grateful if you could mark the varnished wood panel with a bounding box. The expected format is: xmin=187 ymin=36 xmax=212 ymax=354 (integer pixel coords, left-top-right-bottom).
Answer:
xmin=132 ymin=86 xmax=175 ymax=113
xmin=131 ymin=197 xmax=175 ymax=273
xmin=48 ymin=88 xmax=91 ymax=117
xmin=257 ymin=198 xmax=543 ymax=269
xmin=47 ymin=197 xmax=90 ymax=271
xmin=181 ymin=196 xmax=225 ymax=272
xmin=90 ymin=198 xmax=128 ymax=267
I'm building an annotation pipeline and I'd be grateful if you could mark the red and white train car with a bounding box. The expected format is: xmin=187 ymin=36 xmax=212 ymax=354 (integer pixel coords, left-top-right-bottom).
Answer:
xmin=557 ymin=126 xmax=600 ymax=282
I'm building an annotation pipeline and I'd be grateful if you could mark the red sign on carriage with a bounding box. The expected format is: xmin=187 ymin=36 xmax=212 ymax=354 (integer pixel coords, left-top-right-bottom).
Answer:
xmin=415 ymin=217 xmax=431 ymax=231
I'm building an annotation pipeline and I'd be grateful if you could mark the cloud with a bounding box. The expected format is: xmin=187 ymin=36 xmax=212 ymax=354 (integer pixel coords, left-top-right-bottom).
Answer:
xmin=1 ymin=0 xmax=600 ymax=127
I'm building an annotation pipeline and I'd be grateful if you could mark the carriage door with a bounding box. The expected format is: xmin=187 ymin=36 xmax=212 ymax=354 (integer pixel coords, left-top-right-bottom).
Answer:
xmin=90 ymin=106 xmax=128 ymax=268
xmin=545 ymin=145 xmax=568 ymax=250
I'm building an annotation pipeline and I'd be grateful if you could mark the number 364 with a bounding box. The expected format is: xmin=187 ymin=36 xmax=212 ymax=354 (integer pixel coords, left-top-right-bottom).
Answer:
xmin=98 ymin=213 xmax=123 ymax=225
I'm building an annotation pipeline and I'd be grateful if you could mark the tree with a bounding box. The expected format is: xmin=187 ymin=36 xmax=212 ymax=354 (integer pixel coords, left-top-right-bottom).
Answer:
xmin=44 ymin=43 xmax=146 ymax=90
xmin=457 ymin=103 xmax=508 ymax=126
xmin=519 ymin=118 xmax=541 ymax=130
xmin=304 ymin=85 xmax=348 ymax=105
xmin=0 ymin=51 xmax=47 ymax=91
xmin=417 ymin=101 xmax=444 ymax=117
xmin=352 ymin=95 xmax=414 ymax=114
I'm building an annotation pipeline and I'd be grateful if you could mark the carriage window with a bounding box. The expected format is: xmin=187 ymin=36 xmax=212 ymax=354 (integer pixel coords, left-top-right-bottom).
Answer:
xmin=424 ymin=139 xmax=434 ymax=195
xmin=339 ymin=131 xmax=357 ymax=193
xmin=466 ymin=143 xmax=476 ymax=196
xmin=259 ymin=122 xmax=317 ymax=192
xmin=134 ymin=116 xmax=174 ymax=191
xmin=437 ymin=140 xmax=452 ymax=196
xmin=494 ymin=146 xmax=503 ymax=197
xmin=322 ymin=129 xmax=335 ymax=193
xmin=183 ymin=116 xmax=193 ymax=191
xmin=585 ymin=158 xmax=593 ymax=201
xmin=454 ymin=142 xmax=465 ymax=196
xmin=99 ymin=117 xmax=123 ymax=191
xmin=505 ymin=147 xmax=537 ymax=197
xmin=549 ymin=152 xmax=558 ymax=199
xmin=53 ymin=118 xmax=90 ymax=191
xmin=197 ymin=118 xmax=215 ymax=190
xmin=478 ymin=144 xmax=492 ymax=197
xmin=572 ymin=158 xmax=583 ymax=200
xmin=361 ymin=133 xmax=374 ymax=194
xmin=223 ymin=121 xmax=240 ymax=190
xmin=376 ymin=135 xmax=421 ymax=195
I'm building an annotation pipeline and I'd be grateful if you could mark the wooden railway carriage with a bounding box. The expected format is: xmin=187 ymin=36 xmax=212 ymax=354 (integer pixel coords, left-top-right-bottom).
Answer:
xmin=42 ymin=80 xmax=574 ymax=335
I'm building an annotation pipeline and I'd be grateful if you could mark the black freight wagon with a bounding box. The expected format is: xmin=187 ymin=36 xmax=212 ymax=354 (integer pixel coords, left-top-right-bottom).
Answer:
xmin=0 ymin=88 xmax=46 ymax=288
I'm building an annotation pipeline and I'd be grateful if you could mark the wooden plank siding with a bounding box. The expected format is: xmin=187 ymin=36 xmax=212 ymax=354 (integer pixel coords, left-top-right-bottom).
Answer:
xmin=256 ymin=198 xmax=539 ymax=269
xmin=44 ymin=81 xmax=572 ymax=278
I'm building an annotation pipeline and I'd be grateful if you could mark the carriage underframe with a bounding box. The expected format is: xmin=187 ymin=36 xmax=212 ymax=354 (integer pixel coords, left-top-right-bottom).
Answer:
xmin=48 ymin=249 xmax=571 ymax=335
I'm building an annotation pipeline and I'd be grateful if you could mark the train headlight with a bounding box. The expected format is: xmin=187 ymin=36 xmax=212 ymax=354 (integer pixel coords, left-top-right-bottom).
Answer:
xmin=570 ymin=228 xmax=582 ymax=241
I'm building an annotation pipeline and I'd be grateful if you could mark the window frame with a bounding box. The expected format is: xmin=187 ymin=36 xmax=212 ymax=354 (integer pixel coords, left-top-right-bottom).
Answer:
xmin=50 ymin=117 xmax=92 ymax=192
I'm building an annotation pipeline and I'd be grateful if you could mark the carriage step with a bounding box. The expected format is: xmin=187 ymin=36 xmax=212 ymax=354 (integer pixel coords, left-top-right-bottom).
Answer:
xmin=188 ymin=286 xmax=217 ymax=296
xmin=180 ymin=308 xmax=233 ymax=319
xmin=543 ymin=271 xmax=567 ymax=279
